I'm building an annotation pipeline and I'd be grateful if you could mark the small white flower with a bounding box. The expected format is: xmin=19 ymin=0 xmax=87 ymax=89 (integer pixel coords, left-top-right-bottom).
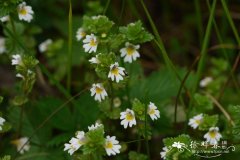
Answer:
xmin=148 ymin=102 xmax=160 ymax=121
xmin=108 ymin=62 xmax=126 ymax=83
xmin=83 ymin=34 xmax=98 ymax=53
xmin=0 ymin=117 xmax=6 ymax=131
xmin=172 ymin=141 xmax=185 ymax=149
xmin=89 ymin=54 xmax=100 ymax=64
xmin=0 ymin=15 xmax=10 ymax=22
xmin=39 ymin=39 xmax=52 ymax=53
xmin=0 ymin=37 xmax=6 ymax=54
xmin=200 ymin=77 xmax=213 ymax=88
xmin=120 ymin=42 xmax=140 ymax=63
xmin=64 ymin=131 xmax=86 ymax=155
xmin=160 ymin=146 xmax=169 ymax=160
xmin=76 ymin=28 xmax=86 ymax=41
xmin=120 ymin=108 xmax=136 ymax=129
xmin=204 ymin=127 xmax=222 ymax=145
xmin=12 ymin=137 xmax=30 ymax=154
xmin=104 ymin=136 xmax=121 ymax=156
xmin=90 ymin=83 xmax=108 ymax=102
xmin=88 ymin=122 xmax=103 ymax=131
xmin=17 ymin=2 xmax=34 ymax=22
xmin=188 ymin=113 xmax=203 ymax=129
xmin=11 ymin=54 xmax=22 ymax=66
xmin=16 ymin=73 xmax=24 ymax=79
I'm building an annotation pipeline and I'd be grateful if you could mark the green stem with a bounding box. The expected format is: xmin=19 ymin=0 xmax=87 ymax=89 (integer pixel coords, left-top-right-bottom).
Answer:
xmin=67 ymin=0 xmax=73 ymax=93
xmin=194 ymin=0 xmax=203 ymax=45
xmin=221 ymin=0 xmax=240 ymax=44
xmin=103 ymin=0 xmax=111 ymax=15
xmin=189 ymin=0 xmax=217 ymax=111
xmin=144 ymin=104 xmax=150 ymax=159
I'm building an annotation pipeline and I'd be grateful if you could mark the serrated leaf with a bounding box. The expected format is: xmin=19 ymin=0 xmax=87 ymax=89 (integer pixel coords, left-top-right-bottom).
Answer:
xmin=119 ymin=21 xmax=153 ymax=44
xmin=198 ymin=114 xmax=218 ymax=131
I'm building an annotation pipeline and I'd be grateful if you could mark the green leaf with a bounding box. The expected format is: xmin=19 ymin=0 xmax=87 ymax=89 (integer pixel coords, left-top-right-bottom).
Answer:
xmin=132 ymin=98 xmax=146 ymax=120
xmin=193 ymin=93 xmax=213 ymax=112
xmin=36 ymin=97 xmax=74 ymax=131
xmin=0 ymin=0 xmax=23 ymax=17
xmin=119 ymin=21 xmax=153 ymax=43
xmin=82 ymin=126 xmax=105 ymax=155
xmin=82 ymin=15 xmax=114 ymax=34
xmin=0 ymin=155 xmax=11 ymax=160
xmin=129 ymin=151 xmax=148 ymax=160
xmin=198 ymin=114 xmax=218 ymax=131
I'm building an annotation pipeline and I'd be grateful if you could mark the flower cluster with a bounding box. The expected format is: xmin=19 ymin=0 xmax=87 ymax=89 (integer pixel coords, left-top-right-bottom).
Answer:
xmin=120 ymin=101 xmax=160 ymax=129
xmin=188 ymin=114 xmax=222 ymax=145
xmin=11 ymin=54 xmax=38 ymax=105
xmin=75 ymin=16 xmax=154 ymax=103
xmin=64 ymin=123 xmax=121 ymax=156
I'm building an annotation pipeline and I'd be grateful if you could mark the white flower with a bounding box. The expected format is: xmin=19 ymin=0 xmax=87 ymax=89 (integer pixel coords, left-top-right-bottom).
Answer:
xmin=200 ymin=77 xmax=213 ymax=88
xmin=188 ymin=113 xmax=203 ymax=129
xmin=172 ymin=141 xmax=185 ymax=149
xmin=120 ymin=109 xmax=136 ymax=129
xmin=204 ymin=127 xmax=222 ymax=145
xmin=0 ymin=37 xmax=6 ymax=54
xmin=0 ymin=15 xmax=10 ymax=22
xmin=148 ymin=102 xmax=160 ymax=120
xmin=88 ymin=122 xmax=103 ymax=131
xmin=17 ymin=2 xmax=34 ymax=22
xmin=120 ymin=42 xmax=140 ymax=63
xmin=64 ymin=131 xmax=86 ymax=155
xmin=90 ymin=83 xmax=108 ymax=102
xmin=83 ymin=34 xmax=98 ymax=53
xmin=11 ymin=54 xmax=22 ymax=66
xmin=160 ymin=146 xmax=169 ymax=160
xmin=104 ymin=136 xmax=121 ymax=156
xmin=16 ymin=73 xmax=24 ymax=79
xmin=39 ymin=39 xmax=52 ymax=53
xmin=0 ymin=117 xmax=6 ymax=131
xmin=108 ymin=62 xmax=126 ymax=83
xmin=12 ymin=137 xmax=30 ymax=154
xmin=89 ymin=54 xmax=100 ymax=64
xmin=76 ymin=28 xmax=86 ymax=41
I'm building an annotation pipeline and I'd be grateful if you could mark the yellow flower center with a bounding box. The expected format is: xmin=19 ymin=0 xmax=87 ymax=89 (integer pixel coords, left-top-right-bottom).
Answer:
xmin=80 ymin=32 xmax=86 ymax=37
xmin=105 ymin=141 xmax=113 ymax=149
xmin=126 ymin=46 xmax=135 ymax=55
xmin=89 ymin=39 xmax=97 ymax=47
xmin=195 ymin=119 xmax=201 ymax=125
xmin=95 ymin=87 xmax=103 ymax=94
xmin=126 ymin=112 xmax=134 ymax=121
xmin=209 ymin=131 xmax=217 ymax=138
xmin=19 ymin=8 xmax=27 ymax=15
xmin=148 ymin=109 xmax=155 ymax=115
xmin=111 ymin=67 xmax=119 ymax=75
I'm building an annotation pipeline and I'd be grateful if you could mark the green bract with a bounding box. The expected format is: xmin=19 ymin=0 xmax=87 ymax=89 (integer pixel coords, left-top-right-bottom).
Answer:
xmin=119 ymin=20 xmax=154 ymax=43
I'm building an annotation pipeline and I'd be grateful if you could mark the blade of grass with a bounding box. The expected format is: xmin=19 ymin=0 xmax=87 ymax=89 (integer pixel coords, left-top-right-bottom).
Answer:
xmin=194 ymin=0 xmax=204 ymax=45
xmin=206 ymin=0 xmax=240 ymax=98
xmin=103 ymin=0 xmax=111 ymax=15
xmin=67 ymin=0 xmax=73 ymax=93
xmin=189 ymin=0 xmax=217 ymax=111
